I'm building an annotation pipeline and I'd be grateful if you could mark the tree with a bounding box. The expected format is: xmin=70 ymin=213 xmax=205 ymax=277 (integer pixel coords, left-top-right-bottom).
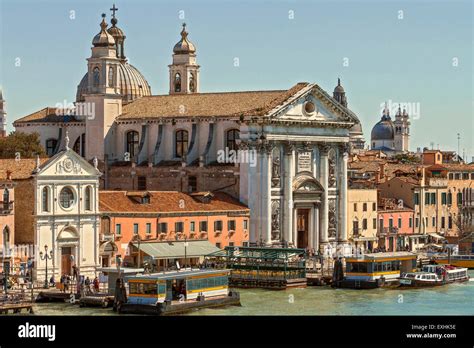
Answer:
xmin=0 ymin=131 xmax=46 ymax=158
xmin=393 ymin=153 xmax=420 ymax=164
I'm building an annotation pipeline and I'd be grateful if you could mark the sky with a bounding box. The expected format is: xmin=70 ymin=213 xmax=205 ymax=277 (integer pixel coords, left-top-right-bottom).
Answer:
xmin=0 ymin=0 xmax=473 ymax=159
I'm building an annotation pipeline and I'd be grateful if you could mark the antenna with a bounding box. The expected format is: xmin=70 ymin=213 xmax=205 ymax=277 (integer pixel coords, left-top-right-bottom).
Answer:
xmin=457 ymin=133 xmax=461 ymax=159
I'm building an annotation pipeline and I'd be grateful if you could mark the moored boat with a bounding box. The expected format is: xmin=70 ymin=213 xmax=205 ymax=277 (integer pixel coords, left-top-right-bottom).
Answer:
xmin=116 ymin=269 xmax=241 ymax=315
xmin=434 ymin=255 xmax=474 ymax=269
xmin=398 ymin=264 xmax=469 ymax=288
xmin=333 ymin=252 xmax=418 ymax=289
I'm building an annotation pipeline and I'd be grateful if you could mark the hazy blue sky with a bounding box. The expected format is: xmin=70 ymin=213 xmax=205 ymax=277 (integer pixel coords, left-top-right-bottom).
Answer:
xmin=1 ymin=0 xmax=472 ymax=158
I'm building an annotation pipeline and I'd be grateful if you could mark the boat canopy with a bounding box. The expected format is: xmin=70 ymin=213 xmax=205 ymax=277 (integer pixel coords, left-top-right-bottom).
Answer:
xmin=428 ymin=233 xmax=446 ymax=241
xmin=346 ymin=251 xmax=417 ymax=262
xmin=132 ymin=240 xmax=220 ymax=260
xmin=125 ymin=269 xmax=230 ymax=281
xmin=206 ymin=246 xmax=306 ymax=260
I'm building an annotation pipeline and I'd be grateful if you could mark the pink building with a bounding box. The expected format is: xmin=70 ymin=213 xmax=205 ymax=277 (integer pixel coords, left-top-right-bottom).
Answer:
xmin=377 ymin=198 xmax=415 ymax=252
xmin=0 ymin=175 xmax=15 ymax=273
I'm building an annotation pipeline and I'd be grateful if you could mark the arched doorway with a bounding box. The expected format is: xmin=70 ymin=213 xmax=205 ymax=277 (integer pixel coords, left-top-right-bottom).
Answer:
xmin=57 ymin=226 xmax=79 ymax=276
xmin=99 ymin=241 xmax=118 ymax=267
xmin=292 ymin=174 xmax=324 ymax=249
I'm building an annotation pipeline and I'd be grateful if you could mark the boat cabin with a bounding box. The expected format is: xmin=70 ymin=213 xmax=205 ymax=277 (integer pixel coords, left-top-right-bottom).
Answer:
xmin=125 ymin=269 xmax=231 ymax=305
xmin=345 ymin=252 xmax=417 ymax=283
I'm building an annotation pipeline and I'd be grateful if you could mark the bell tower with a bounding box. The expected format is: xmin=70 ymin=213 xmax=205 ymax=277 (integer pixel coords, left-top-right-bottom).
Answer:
xmin=83 ymin=14 xmax=122 ymax=162
xmin=0 ymin=87 xmax=6 ymax=137
xmin=394 ymin=105 xmax=410 ymax=153
xmin=169 ymin=23 xmax=200 ymax=94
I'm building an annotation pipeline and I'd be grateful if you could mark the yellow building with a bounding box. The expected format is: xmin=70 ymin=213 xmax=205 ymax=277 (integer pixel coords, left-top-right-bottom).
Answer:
xmin=347 ymin=187 xmax=378 ymax=252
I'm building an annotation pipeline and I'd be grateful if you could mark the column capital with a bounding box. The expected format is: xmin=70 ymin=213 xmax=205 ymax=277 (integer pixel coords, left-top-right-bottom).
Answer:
xmin=318 ymin=143 xmax=331 ymax=156
xmin=257 ymin=141 xmax=273 ymax=155
xmin=283 ymin=142 xmax=296 ymax=155
xmin=338 ymin=143 xmax=351 ymax=156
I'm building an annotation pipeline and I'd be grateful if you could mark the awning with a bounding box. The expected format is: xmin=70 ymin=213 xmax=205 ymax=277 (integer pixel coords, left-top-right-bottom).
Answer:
xmin=133 ymin=240 xmax=220 ymax=260
xmin=352 ymin=236 xmax=378 ymax=242
xmin=428 ymin=233 xmax=446 ymax=241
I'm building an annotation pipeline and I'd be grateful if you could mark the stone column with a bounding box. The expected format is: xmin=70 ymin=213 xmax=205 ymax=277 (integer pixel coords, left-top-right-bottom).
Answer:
xmin=314 ymin=205 xmax=320 ymax=250
xmin=319 ymin=144 xmax=330 ymax=249
xmin=308 ymin=206 xmax=314 ymax=249
xmin=293 ymin=208 xmax=298 ymax=247
xmin=260 ymin=142 xmax=272 ymax=245
xmin=282 ymin=143 xmax=294 ymax=246
xmin=248 ymin=143 xmax=260 ymax=245
xmin=338 ymin=146 xmax=349 ymax=243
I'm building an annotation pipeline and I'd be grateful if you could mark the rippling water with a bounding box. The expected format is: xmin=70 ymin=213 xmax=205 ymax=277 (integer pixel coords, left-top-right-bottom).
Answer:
xmin=31 ymin=271 xmax=474 ymax=316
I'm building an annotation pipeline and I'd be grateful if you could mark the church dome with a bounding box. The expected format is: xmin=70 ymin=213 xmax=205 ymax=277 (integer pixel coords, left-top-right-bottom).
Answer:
xmin=108 ymin=25 xmax=125 ymax=40
xmin=371 ymin=115 xmax=394 ymax=141
xmin=173 ymin=23 xmax=196 ymax=54
xmin=76 ymin=62 xmax=152 ymax=103
xmin=92 ymin=15 xmax=115 ymax=47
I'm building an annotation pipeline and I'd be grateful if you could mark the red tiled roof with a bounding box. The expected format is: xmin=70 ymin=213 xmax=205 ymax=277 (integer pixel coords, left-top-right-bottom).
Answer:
xmin=118 ymin=83 xmax=309 ymax=119
xmin=14 ymin=107 xmax=83 ymax=124
xmin=0 ymin=158 xmax=49 ymax=180
xmin=99 ymin=191 xmax=249 ymax=214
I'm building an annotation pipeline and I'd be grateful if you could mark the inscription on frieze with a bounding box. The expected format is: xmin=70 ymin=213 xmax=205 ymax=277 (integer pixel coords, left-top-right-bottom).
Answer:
xmin=297 ymin=151 xmax=312 ymax=173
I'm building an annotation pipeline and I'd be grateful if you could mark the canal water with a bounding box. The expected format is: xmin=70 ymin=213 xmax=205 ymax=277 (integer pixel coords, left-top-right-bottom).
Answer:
xmin=32 ymin=271 xmax=474 ymax=316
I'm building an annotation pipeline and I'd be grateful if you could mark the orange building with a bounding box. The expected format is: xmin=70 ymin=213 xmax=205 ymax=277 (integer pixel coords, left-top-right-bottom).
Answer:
xmin=99 ymin=191 xmax=250 ymax=268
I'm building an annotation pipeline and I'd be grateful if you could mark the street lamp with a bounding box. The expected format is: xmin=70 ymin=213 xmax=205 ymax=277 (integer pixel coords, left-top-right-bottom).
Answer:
xmin=39 ymin=245 xmax=53 ymax=289
xmin=133 ymin=234 xmax=141 ymax=268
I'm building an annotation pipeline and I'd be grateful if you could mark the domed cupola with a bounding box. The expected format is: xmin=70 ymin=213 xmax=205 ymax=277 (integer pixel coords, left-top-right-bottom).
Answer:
xmin=173 ymin=23 xmax=196 ymax=54
xmin=169 ymin=23 xmax=200 ymax=94
xmin=370 ymin=103 xmax=395 ymax=152
xmin=92 ymin=14 xmax=116 ymax=48
xmin=107 ymin=4 xmax=126 ymax=59
xmin=333 ymin=78 xmax=347 ymax=107
xmin=76 ymin=11 xmax=151 ymax=103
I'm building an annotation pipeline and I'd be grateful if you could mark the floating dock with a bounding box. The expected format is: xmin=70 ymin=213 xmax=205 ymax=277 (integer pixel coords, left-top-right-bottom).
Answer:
xmin=118 ymin=291 xmax=241 ymax=315
xmin=0 ymin=302 xmax=34 ymax=314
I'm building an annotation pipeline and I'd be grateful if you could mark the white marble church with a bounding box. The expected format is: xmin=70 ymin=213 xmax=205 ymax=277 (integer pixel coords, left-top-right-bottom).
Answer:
xmin=13 ymin=7 xmax=366 ymax=254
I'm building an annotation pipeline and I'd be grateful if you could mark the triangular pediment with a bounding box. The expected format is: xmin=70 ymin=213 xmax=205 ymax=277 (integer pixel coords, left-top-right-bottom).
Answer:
xmin=268 ymin=83 xmax=360 ymax=125
xmin=35 ymin=149 xmax=101 ymax=177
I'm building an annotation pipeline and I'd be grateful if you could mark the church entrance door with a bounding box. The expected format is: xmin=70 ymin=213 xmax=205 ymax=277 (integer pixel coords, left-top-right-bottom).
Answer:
xmin=61 ymin=247 xmax=73 ymax=276
xmin=297 ymin=209 xmax=309 ymax=248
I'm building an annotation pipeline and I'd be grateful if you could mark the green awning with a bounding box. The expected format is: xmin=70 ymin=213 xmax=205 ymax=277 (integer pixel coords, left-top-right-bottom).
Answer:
xmin=133 ymin=240 xmax=220 ymax=260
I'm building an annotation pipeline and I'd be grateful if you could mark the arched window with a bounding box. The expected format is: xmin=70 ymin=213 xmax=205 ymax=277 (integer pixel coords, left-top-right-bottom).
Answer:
xmin=3 ymin=188 xmax=9 ymax=203
xmin=174 ymin=73 xmax=181 ymax=92
xmin=108 ymin=66 xmax=114 ymax=87
xmin=42 ymin=187 xmax=50 ymax=212
xmin=189 ymin=73 xmax=195 ymax=92
xmin=59 ymin=187 xmax=75 ymax=209
xmin=85 ymin=186 xmax=92 ymax=211
xmin=101 ymin=216 xmax=111 ymax=234
xmin=175 ymin=130 xmax=188 ymax=158
xmin=3 ymin=226 xmax=10 ymax=254
xmin=93 ymin=67 xmax=100 ymax=86
xmin=73 ymin=134 xmax=86 ymax=157
xmin=126 ymin=131 xmax=140 ymax=159
xmin=226 ymin=129 xmax=240 ymax=151
xmin=45 ymin=139 xmax=58 ymax=157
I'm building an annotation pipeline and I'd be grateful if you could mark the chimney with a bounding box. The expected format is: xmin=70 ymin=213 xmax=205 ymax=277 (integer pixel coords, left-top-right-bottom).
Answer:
xmin=378 ymin=163 xmax=386 ymax=181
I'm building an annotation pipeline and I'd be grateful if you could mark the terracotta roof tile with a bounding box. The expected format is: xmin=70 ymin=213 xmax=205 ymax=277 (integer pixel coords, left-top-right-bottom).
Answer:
xmin=99 ymin=191 xmax=249 ymax=214
xmin=14 ymin=107 xmax=83 ymax=124
xmin=0 ymin=158 xmax=49 ymax=180
xmin=118 ymin=83 xmax=309 ymax=119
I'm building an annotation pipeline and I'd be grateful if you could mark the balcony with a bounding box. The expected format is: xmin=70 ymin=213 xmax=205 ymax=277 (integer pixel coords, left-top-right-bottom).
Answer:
xmin=427 ymin=177 xmax=448 ymax=187
xmin=99 ymin=233 xmax=114 ymax=242
xmin=0 ymin=201 xmax=13 ymax=214
xmin=378 ymin=227 xmax=399 ymax=236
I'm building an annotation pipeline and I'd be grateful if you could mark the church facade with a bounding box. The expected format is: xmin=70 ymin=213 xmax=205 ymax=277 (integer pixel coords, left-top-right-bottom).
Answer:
xmin=13 ymin=9 xmax=365 ymax=254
